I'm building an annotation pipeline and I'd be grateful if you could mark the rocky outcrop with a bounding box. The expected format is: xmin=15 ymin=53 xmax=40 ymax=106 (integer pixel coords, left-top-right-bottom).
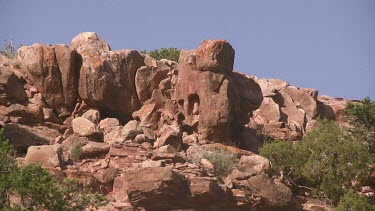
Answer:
xmin=250 ymin=78 xmax=319 ymax=141
xmin=0 ymin=66 xmax=27 ymax=101
xmin=175 ymin=41 xmax=262 ymax=144
xmin=0 ymin=32 xmax=359 ymax=211
xmin=113 ymin=167 xmax=188 ymax=210
xmin=24 ymin=144 xmax=63 ymax=168
xmin=18 ymin=44 xmax=80 ymax=115
xmin=72 ymin=32 xmax=144 ymax=121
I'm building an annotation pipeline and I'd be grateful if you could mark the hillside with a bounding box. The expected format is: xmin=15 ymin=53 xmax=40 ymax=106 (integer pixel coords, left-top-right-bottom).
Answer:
xmin=0 ymin=32 xmax=373 ymax=210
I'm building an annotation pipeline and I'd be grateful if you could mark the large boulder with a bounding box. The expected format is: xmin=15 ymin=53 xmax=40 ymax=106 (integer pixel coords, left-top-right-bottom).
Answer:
xmin=237 ymin=154 xmax=270 ymax=174
xmin=154 ymin=124 xmax=183 ymax=150
xmin=24 ymin=144 xmax=63 ymax=168
xmin=188 ymin=177 xmax=222 ymax=202
xmin=72 ymin=32 xmax=144 ymax=121
xmin=0 ymin=66 xmax=27 ymax=101
xmin=246 ymin=174 xmax=292 ymax=207
xmin=71 ymin=32 xmax=111 ymax=51
xmin=18 ymin=44 xmax=80 ymax=114
xmin=174 ymin=43 xmax=240 ymax=142
xmin=113 ymin=167 xmax=188 ymax=210
xmin=196 ymin=40 xmax=235 ymax=74
xmin=135 ymin=66 xmax=169 ymax=103
xmin=231 ymin=72 xmax=263 ymax=123
xmin=282 ymin=86 xmax=317 ymax=121
xmin=4 ymin=123 xmax=62 ymax=151
xmin=72 ymin=117 xmax=100 ymax=137
xmin=81 ymin=141 xmax=110 ymax=157
xmin=121 ymin=120 xmax=143 ymax=140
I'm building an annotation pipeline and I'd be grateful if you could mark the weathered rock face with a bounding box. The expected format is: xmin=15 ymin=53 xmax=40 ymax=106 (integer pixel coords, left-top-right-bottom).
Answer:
xmin=4 ymin=123 xmax=62 ymax=151
xmin=237 ymin=154 xmax=270 ymax=174
xmin=196 ymin=40 xmax=235 ymax=74
xmin=175 ymin=45 xmax=235 ymax=142
xmin=71 ymin=32 xmax=111 ymax=51
xmin=18 ymin=44 xmax=80 ymax=115
xmin=72 ymin=117 xmax=100 ymax=137
xmin=250 ymin=78 xmax=318 ymax=140
xmin=113 ymin=167 xmax=188 ymax=210
xmin=174 ymin=40 xmax=262 ymax=144
xmin=0 ymin=66 xmax=27 ymax=101
xmin=154 ymin=123 xmax=183 ymax=150
xmin=246 ymin=174 xmax=292 ymax=207
xmin=72 ymin=32 xmax=144 ymax=121
xmin=135 ymin=66 xmax=169 ymax=103
xmin=317 ymin=95 xmax=351 ymax=126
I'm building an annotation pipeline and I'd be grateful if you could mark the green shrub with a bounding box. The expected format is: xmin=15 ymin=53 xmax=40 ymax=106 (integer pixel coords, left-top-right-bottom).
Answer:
xmin=203 ymin=149 xmax=238 ymax=177
xmin=259 ymin=140 xmax=303 ymax=178
xmin=334 ymin=190 xmax=375 ymax=211
xmin=260 ymin=119 xmax=372 ymax=204
xmin=8 ymin=164 xmax=107 ymax=210
xmin=69 ymin=142 xmax=85 ymax=161
xmin=0 ymin=128 xmax=16 ymax=207
xmin=141 ymin=47 xmax=181 ymax=62
xmin=345 ymin=97 xmax=375 ymax=153
xmin=0 ymin=129 xmax=106 ymax=210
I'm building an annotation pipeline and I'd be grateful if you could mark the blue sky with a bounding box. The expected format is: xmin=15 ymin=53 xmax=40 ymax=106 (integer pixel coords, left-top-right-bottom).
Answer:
xmin=1 ymin=0 xmax=374 ymax=100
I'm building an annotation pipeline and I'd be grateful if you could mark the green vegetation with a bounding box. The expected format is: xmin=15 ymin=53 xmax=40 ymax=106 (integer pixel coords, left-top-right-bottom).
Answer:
xmin=260 ymin=119 xmax=373 ymax=204
xmin=334 ymin=191 xmax=375 ymax=211
xmin=203 ymin=149 xmax=237 ymax=177
xmin=346 ymin=97 xmax=375 ymax=153
xmin=141 ymin=47 xmax=181 ymax=62
xmin=69 ymin=142 xmax=86 ymax=161
xmin=0 ymin=129 xmax=106 ymax=210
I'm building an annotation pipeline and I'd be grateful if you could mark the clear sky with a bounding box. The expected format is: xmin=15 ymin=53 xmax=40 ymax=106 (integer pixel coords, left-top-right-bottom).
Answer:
xmin=1 ymin=0 xmax=374 ymax=100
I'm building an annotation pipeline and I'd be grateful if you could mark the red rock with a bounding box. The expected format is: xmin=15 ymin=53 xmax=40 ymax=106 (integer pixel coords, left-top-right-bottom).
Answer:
xmin=73 ymin=32 xmax=144 ymax=121
xmin=174 ymin=48 xmax=240 ymax=142
xmin=113 ymin=167 xmax=188 ymax=210
xmin=246 ymin=174 xmax=292 ymax=207
xmin=0 ymin=66 xmax=27 ymax=101
xmin=18 ymin=44 xmax=80 ymax=114
xmin=135 ymin=66 xmax=169 ymax=103
xmin=82 ymin=141 xmax=110 ymax=158
xmin=196 ymin=40 xmax=235 ymax=74
xmin=4 ymin=123 xmax=62 ymax=151
xmin=72 ymin=117 xmax=100 ymax=137
xmin=71 ymin=32 xmax=111 ymax=51
xmin=237 ymin=154 xmax=270 ymax=174
xmin=24 ymin=144 xmax=63 ymax=168
xmin=154 ymin=124 xmax=182 ymax=151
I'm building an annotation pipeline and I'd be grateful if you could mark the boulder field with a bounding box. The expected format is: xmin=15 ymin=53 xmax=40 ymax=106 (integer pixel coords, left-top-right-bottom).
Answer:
xmin=0 ymin=32 xmax=352 ymax=210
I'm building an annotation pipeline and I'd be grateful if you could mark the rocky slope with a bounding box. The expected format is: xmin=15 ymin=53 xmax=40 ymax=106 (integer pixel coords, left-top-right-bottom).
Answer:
xmin=0 ymin=32 xmax=355 ymax=210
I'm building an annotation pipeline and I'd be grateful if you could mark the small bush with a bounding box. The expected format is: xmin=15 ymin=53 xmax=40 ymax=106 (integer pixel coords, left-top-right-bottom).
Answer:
xmin=141 ymin=47 xmax=181 ymax=62
xmin=203 ymin=149 xmax=238 ymax=177
xmin=69 ymin=142 xmax=85 ymax=161
xmin=334 ymin=190 xmax=375 ymax=211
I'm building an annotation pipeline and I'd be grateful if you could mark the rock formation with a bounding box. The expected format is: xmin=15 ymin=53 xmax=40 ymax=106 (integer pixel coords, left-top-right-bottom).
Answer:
xmin=0 ymin=32 xmax=357 ymax=210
